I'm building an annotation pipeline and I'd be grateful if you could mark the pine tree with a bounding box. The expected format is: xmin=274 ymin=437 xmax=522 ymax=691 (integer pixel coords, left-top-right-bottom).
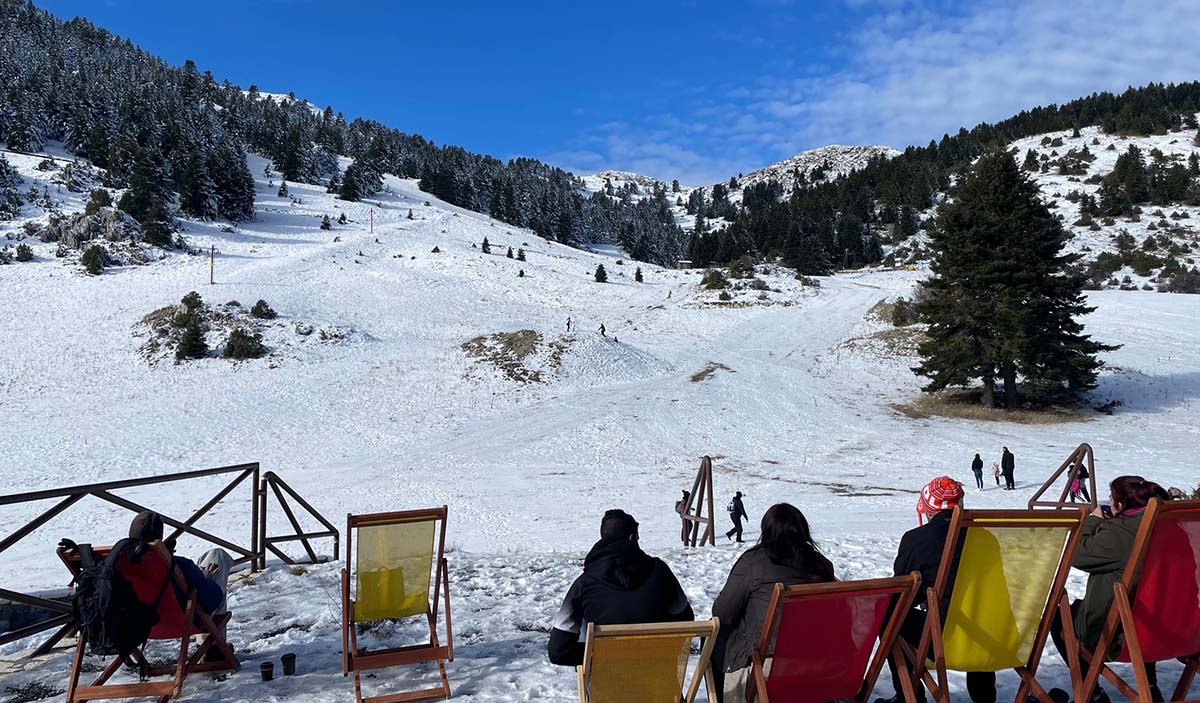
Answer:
xmin=277 ymin=180 xmax=289 ymax=198
xmin=118 ymin=147 xmax=170 ymax=226
xmin=339 ymin=165 xmax=362 ymax=202
xmin=175 ymin=317 xmax=208 ymax=360
xmin=338 ymin=212 xmax=348 ymax=224
xmin=321 ymin=214 xmax=332 ymax=230
xmin=0 ymin=155 xmax=24 ymax=220
xmin=407 ymin=209 xmax=414 ymax=220
xmin=635 ymin=266 xmax=643 ymax=283
xmin=179 ymin=150 xmax=218 ymax=220
xmin=594 ymin=264 xmax=607 ymax=283
xmin=506 ymin=246 xmax=514 ymax=259
xmin=516 ymin=248 xmax=525 ymax=261
xmin=481 ymin=237 xmax=491 ymax=254
xmin=518 ymin=269 xmax=525 ymax=278
xmin=81 ymin=244 xmax=105 ymax=275
xmin=1023 ymin=149 xmax=1040 ymax=171
xmin=915 ymin=150 xmax=1116 ymax=407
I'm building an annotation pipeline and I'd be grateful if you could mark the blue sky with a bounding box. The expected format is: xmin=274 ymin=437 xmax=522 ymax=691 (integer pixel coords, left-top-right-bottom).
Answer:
xmin=37 ymin=0 xmax=1200 ymax=185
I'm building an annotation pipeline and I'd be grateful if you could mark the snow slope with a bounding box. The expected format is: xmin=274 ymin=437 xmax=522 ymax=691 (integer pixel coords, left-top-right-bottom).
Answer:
xmin=2 ymin=145 xmax=1200 ymax=702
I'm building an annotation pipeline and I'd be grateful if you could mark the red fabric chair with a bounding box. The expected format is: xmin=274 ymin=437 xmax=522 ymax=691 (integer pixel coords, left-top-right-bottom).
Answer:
xmin=1078 ymin=500 xmax=1200 ymax=703
xmin=62 ymin=540 xmax=238 ymax=703
xmin=748 ymin=573 xmax=922 ymax=703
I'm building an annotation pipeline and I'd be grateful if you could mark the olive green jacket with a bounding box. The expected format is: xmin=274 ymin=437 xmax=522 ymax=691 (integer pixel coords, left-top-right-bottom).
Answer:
xmin=1072 ymin=512 xmax=1144 ymax=649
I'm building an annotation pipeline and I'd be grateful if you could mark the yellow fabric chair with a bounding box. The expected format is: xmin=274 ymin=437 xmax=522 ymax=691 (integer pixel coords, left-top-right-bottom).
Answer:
xmin=910 ymin=509 xmax=1087 ymax=703
xmin=577 ymin=619 xmax=720 ymax=703
xmin=342 ymin=508 xmax=452 ymax=703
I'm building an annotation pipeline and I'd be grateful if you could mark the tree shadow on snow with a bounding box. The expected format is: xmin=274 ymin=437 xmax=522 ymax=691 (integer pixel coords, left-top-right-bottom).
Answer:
xmin=1090 ymin=368 xmax=1200 ymax=414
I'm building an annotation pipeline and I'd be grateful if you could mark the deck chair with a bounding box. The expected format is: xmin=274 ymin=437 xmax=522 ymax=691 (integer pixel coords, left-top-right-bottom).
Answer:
xmin=908 ymin=508 xmax=1087 ymax=703
xmin=342 ymin=507 xmax=453 ymax=703
xmin=62 ymin=540 xmax=239 ymax=703
xmin=576 ymin=618 xmax=720 ymax=703
xmin=747 ymin=573 xmax=923 ymax=703
xmin=1074 ymin=499 xmax=1200 ymax=703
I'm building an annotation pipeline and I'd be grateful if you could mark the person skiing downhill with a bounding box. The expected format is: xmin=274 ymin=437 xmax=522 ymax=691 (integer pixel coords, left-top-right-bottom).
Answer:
xmin=725 ymin=492 xmax=748 ymax=543
xmin=971 ymin=453 xmax=985 ymax=490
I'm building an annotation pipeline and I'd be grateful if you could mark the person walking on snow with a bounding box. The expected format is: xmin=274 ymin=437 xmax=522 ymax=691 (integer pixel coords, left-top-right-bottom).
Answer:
xmin=1001 ymin=447 xmax=1016 ymax=490
xmin=971 ymin=453 xmax=985 ymax=490
xmin=992 ymin=461 xmax=1002 ymax=486
xmin=725 ymin=492 xmax=748 ymax=543
xmin=566 ymin=317 xmax=572 ymax=332
xmin=599 ymin=323 xmax=606 ymax=337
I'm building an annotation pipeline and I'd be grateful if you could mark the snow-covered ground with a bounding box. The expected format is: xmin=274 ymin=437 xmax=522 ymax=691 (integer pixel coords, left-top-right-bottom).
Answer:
xmin=2 ymin=145 xmax=1199 ymax=702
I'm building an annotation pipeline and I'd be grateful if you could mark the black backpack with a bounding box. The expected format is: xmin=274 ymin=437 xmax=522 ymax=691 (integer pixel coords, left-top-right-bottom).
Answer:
xmin=65 ymin=538 xmax=170 ymax=662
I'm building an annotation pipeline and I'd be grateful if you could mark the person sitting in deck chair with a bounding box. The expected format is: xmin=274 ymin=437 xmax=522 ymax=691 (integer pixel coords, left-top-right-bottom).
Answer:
xmin=547 ymin=509 xmax=695 ymax=666
xmin=877 ymin=476 xmax=999 ymax=703
xmin=128 ymin=511 xmax=233 ymax=618
xmin=713 ymin=503 xmax=837 ymax=703
xmin=1048 ymin=476 xmax=1171 ymax=703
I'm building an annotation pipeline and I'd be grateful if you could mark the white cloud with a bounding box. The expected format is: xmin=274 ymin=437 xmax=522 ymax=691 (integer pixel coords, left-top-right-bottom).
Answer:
xmin=544 ymin=0 xmax=1200 ymax=184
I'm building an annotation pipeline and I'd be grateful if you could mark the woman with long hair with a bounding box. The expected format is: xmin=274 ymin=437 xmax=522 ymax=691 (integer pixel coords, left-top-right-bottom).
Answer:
xmin=712 ymin=503 xmax=836 ymax=703
xmin=1052 ymin=475 xmax=1171 ymax=703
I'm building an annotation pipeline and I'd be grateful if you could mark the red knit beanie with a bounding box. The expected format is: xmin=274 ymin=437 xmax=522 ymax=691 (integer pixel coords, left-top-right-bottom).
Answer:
xmin=916 ymin=476 xmax=964 ymax=523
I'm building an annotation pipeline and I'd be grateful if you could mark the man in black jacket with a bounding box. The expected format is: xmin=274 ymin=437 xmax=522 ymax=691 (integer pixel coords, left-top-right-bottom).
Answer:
xmin=547 ymin=509 xmax=694 ymax=666
xmin=1001 ymin=447 xmax=1016 ymax=490
xmin=725 ymin=492 xmax=748 ymax=543
xmin=878 ymin=478 xmax=997 ymax=703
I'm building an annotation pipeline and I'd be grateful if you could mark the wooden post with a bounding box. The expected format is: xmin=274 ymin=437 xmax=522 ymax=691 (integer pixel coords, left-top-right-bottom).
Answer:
xmin=682 ymin=456 xmax=717 ymax=547
xmin=369 ymin=209 xmax=374 ymax=235
xmin=1028 ymin=443 xmax=1098 ymax=510
xmin=209 ymin=245 xmax=215 ymax=285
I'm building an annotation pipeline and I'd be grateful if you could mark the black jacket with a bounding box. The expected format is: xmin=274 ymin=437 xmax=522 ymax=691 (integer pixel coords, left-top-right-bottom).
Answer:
xmin=730 ymin=496 xmax=747 ymax=522
xmin=547 ymin=537 xmax=694 ymax=666
xmin=1001 ymin=451 xmax=1015 ymax=474
xmin=712 ymin=546 xmax=833 ymax=672
xmin=971 ymin=456 xmax=984 ymax=473
xmin=894 ymin=510 xmax=959 ymax=608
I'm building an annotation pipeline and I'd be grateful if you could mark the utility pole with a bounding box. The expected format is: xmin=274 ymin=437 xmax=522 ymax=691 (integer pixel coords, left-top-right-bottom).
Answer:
xmin=369 ymin=209 xmax=374 ymax=235
xmin=210 ymin=245 xmax=215 ymax=285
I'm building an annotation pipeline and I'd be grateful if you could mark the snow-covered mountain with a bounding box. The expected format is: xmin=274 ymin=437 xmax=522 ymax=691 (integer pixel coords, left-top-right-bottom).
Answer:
xmin=581 ymin=144 xmax=900 ymax=232
xmin=730 ymin=144 xmax=900 ymax=196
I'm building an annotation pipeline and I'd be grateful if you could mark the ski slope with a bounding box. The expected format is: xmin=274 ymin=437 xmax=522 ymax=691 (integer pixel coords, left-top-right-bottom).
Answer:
xmin=2 ymin=147 xmax=1199 ymax=702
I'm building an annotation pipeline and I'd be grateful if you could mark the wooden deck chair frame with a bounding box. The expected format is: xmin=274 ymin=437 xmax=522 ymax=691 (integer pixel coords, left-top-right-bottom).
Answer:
xmin=576 ymin=618 xmax=720 ymax=703
xmin=62 ymin=540 xmax=239 ymax=703
xmin=1074 ymin=499 xmax=1200 ymax=703
xmin=342 ymin=507 xmax=453 ymax=703
xmin=907 ymin=508 xmax=1087 ymax=703
xmin=747 ymin=573 xmax=923 ymax=703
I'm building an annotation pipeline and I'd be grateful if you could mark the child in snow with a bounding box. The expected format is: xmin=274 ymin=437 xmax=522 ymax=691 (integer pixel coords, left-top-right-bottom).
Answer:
xmin=992 ymin=462 xmax=1002 ymax=486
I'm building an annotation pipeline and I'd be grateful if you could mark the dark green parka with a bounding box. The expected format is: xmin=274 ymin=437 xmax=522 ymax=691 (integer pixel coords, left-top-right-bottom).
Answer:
xmin=1072 ymin=512 xmax=1143 ymax=648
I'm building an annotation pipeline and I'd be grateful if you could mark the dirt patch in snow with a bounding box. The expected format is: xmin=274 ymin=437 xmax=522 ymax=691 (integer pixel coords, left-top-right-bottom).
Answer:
xmin=461 ymin=330 xmax=568 ymax=383
xmin=891 ymin=390 xmax=1091 ymax=425
xmin=690 ymin=361 xmax=733 ymax=382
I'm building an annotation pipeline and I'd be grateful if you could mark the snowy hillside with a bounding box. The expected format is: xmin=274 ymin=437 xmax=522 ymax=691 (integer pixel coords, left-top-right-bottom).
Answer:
xmin=2 ymin=136 xmax=1200 ymax=702
xmin=887 ymin=121 xmax=1200 ymax=289
xmin=729 ymin=144 xmax=900 ymax=200
xmin=580 ymin=144 xmax=899 ymax=233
